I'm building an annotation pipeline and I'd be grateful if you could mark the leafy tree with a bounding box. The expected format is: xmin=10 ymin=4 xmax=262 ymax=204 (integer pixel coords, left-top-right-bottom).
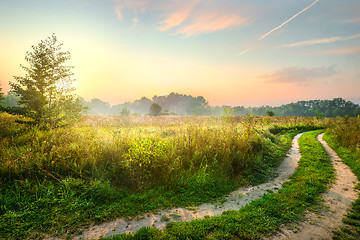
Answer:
xmin=120 ymin=107 xmax=130 ymax=116
xmin=10 ymin=34 xmax=84 ymax=128
xmin=149 ymin=103 xmax=162 ymax=116
xmin=266 ymin=110 xmax=275 ymax=117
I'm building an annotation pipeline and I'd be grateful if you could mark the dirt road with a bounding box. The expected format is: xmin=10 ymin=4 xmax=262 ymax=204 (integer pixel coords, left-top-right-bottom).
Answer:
xmin=271 ymin=133 xmax=359 ymax=240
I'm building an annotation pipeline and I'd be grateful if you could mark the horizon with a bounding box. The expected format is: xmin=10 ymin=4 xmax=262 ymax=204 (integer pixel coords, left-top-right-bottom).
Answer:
xmin=1 ymin=0 xmax=359 ymax=107
xmin=2 ymin=86 xmax=360 ymax=109
xmin=70 ymin=93 xmax=360 ymax=108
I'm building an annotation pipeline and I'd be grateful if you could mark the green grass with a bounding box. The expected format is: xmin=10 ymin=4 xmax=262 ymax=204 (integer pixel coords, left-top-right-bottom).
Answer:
xmin=323 ymin=119 xmax=360 ymax=240
xmin=0 ymin=114 xmax=328 ymax=239
xmin=104 ymin=130 xmax=335 ymax=240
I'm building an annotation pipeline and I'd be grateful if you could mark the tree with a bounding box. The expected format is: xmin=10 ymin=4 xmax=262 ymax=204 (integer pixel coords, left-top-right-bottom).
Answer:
xmin=120 ymin=107 xmax=130 ymax=116
xmin=134 ymin=97 xmax=153 ymax=114
xmin=266 ymin=110 xmax=275 ymax=117
xmin=85 ymin=98 xmax=111 ymax=114
xmin=0 ymin=84 xmax=4 ymax=103
xmin=149 ymin=103 xmax=162 ymax=116
xmin=10 ymin=34 xmax=84 ymax=128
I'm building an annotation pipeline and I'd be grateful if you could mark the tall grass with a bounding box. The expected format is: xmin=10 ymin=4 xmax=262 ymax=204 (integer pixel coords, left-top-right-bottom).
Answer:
xmin=0 ymin=113 xmax=326 ymax=238
xmin=326 ymin=116 xmax=360 ymax=150
xmin=1 ymin=115 xmax=319 ymax=190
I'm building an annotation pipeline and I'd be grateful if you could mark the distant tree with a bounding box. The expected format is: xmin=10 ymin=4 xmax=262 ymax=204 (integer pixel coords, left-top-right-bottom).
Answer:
xmin=266 ymin=110 xmax=275 ymax=117
xmin=0 ymin=85 xmax=4 ymax=111
xmin=268 ymin=98 xmax=360 ymax=117
xmin=149 ymin=103 xmax=162 ymax=116
xmin=232 ymin=106 xmax=248 ymax=116
xmin=10 ymin=34 xmax=84 ymax=128
xmin=111 ymin=102 xmax=132 ymax=114
xmin=85 ymin=98 xmax=111 ymax=114
xmin=120 ymin=107 xmax=130 ymax=116
xmin=152 ymin=92 xmax=210 ymax=115
xmin=210 ymin=106 xmax=225 ymax=116
xmin=134 ymin=97 xmax=153 ymax=114
xmin=2 ymin=92 xmax=21 ymax=107
xmin=0 ymin=85 xmax=4 ymax=103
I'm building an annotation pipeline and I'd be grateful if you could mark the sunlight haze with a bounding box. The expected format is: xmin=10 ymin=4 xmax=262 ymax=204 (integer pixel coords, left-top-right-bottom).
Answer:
xmin=0 ymin=0 xmax=359 ymax=107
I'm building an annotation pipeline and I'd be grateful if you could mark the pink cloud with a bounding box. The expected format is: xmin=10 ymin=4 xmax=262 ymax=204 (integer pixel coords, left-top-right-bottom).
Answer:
xmin=260 ymin=66 xmax=337 ymax=84
xmin=175 ymin=12 xmax=247 ymax=37
xmin=158 ymin=2 xmax=199 ymax=32
xmin=113 ymin=0 xmax=147 ymax=27
xmin=342 ymin=18 xmax=360 ymax=24
xmin=113 ymin=0 xmax=248 ymax=37
xmin=324 ymin=46 xmax=360 ymax=55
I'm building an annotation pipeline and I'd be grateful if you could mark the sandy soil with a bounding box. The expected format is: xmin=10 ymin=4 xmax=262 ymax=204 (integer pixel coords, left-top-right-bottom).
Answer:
xmin=270 ymin=133 xmax=359 ymax=240
xmin=68 ymin=133 xmax=303 ymax=240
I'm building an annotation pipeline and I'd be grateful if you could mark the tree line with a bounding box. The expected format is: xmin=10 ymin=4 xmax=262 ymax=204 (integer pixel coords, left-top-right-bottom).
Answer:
xmin=75 ymin=92 xmax=210 ymax=115
xmin=62 ymin=94 xmax=360 ymax=117
xmin=2 ymin=90 xmax=359 ymax=117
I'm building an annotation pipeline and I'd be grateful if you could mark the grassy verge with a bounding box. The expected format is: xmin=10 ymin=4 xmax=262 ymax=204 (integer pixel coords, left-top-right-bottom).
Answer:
xmin=0 ymin=115 xmax=324 ymax=239
xmin=323 ymin=133 xmax=360 ymax=240
xmin=104 ymin=130 xmax=334 ymax=240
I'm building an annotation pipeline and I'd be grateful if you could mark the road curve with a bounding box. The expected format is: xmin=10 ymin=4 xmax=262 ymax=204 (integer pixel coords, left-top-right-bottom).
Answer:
xmin=271 ymin=133 xmax=359 ymax=240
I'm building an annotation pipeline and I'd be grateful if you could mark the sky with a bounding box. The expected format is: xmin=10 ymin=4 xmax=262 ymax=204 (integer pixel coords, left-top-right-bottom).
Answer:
xmin=0 ymin=0 xmax=359 ymax=107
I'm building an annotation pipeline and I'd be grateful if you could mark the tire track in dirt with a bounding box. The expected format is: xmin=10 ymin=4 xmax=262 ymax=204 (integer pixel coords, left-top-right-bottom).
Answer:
xmin=69 ymin=133 xmax=304 ymax=240
xmin=271 ymin=133 xmax=359 ymax=240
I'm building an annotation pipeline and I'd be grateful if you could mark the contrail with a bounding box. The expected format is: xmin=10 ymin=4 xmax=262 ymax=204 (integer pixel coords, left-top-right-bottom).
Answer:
xmin=239 ymin=0 xmax=320 ymax=55
xmin=259 ymin=0 xmax=320 ymax=41
xmin=238 ymin=47 xmax=251 ymax=56
xmin=282 ymin=33 xmax=360 ymax=47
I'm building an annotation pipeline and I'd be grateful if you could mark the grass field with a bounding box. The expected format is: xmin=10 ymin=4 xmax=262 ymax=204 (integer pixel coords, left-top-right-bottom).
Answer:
xmin=1 ymin=113 xmax=358 ymax=239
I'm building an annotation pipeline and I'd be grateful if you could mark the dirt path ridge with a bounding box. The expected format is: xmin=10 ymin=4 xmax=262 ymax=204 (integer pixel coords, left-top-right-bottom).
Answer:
xmin=71 ymin=133 xmax=304 ymax=239
xmin=271 ymin=133 xmax=359 ymax=240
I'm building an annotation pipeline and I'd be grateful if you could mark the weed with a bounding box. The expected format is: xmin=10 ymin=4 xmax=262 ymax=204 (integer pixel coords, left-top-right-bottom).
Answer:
xmin=160 ymin=215 xmax=170 ymax=222
xmin=169 ymin=213 xmax=181 ymax=219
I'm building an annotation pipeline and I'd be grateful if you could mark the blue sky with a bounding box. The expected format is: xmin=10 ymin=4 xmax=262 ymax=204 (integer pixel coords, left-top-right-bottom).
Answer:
xmin=0 ymin=0 xmax=359 ymax=106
